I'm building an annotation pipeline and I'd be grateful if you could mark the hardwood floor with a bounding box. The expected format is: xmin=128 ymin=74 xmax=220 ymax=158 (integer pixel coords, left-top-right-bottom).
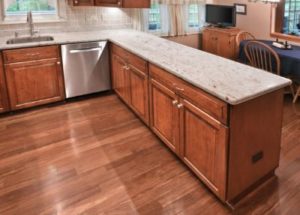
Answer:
xmin=0 ymin=93 xmax=299 ymax=215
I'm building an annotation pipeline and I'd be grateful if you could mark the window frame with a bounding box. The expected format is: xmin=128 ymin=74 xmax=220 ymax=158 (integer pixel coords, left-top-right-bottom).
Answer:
xmin=148 ymin=3 xmax=162 ymax=32
xmin=188 ymin=4 xmax=200 ymax=29
xmin=0 ymin=0 xmax=66 ymax=24
xmin=271 ymin=0 xmax=300 ymax=43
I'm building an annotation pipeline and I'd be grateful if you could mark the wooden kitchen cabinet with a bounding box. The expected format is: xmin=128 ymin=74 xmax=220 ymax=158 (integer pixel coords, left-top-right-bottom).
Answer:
xmin=3 ymin=46 xmax=65 ymax=110
xmin=111 ymin=54 xmax=130 ymax=103
xmin=180 ymin=98 xmax=228 ymax=199
xmin=0 ymin=54 xmax=9 ymax=113
xmin=95 ymin=0 xmax=122 ymax=7
xmin=110 ymin=44 xmax=149 ymax=124
xmin=149 ymin=79 xmax=180 ymax=154
xmin=69 ymin=0 xmax=95 ymax=6
xmin=70 ymin=0 xmax=150 ymax=8
xmin=129 ymin=65 xmax=149 ymax=124
xmin=202 ymin=27 xmax=240 ymax=60
xmin=149 ymin=63 xmax=228 ymax=199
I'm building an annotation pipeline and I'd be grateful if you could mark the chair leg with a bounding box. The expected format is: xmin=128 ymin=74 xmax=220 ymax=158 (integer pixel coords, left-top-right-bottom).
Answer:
xmin=293 ymin=87 xmax=300 ymax=103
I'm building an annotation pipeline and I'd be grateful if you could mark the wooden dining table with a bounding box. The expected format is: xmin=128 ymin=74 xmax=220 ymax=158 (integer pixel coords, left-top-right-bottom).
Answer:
xmin=238 ymin=40 xmax=300 ymax=79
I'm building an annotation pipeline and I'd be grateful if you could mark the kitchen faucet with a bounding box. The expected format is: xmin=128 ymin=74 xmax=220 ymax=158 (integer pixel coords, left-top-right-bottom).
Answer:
xmin=27 ymin=11 xmax=38 ymax=37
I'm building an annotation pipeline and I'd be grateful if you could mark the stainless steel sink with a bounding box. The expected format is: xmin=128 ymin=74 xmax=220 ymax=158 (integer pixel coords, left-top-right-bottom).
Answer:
xmin=6 ymin=36 xmax=54 ymax=45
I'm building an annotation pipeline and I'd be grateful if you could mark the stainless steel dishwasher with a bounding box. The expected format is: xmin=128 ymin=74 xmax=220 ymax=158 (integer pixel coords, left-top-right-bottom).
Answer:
xmin=61 ymin=41 xmax=111 ymax=99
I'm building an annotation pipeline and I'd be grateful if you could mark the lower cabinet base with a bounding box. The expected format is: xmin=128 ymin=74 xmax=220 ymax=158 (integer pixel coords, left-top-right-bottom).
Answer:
xmin=226 ymin=170 xmax=276 ymax=210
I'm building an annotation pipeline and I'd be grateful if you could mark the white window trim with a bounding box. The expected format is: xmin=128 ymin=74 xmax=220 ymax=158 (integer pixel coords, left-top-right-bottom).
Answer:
xmin=187 ymin=4 xmax=205 ymax=34
xmin=0 ymin=0 xmax=67 ymax=25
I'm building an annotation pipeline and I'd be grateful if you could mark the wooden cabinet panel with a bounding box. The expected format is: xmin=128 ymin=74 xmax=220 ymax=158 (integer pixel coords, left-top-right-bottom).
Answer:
xmin=5 ymin=59 xmax=65 ymax=110
xmin=70 ymin=0 xmax=94 ymax=6
xmin=123 ymin=0 xmax=150 ymax=8
xmin=149 ymin=79 xmax=180 ymax=154
xmin=111 ymin=54 xmax=130 ymax=103
xmin=180 ymin=99 xmax=228 ymax=200
xmin=149 ymin=64 xmax=228 ymax=124
xmin=3 ymin=46 xmax=59 ymax=64
xmin=129 ymin=65 xmax=149 ymax=123
xmin=0 ymin=54 xmax=9 ymax=113
xmin=95 ymin=0 xmax=122 ymax=7
xmin=202 ymin=28 xmax=240 ymax=60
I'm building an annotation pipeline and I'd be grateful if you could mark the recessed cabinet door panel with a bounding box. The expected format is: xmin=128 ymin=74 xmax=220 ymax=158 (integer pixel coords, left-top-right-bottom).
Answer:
xmin=5 ymin=59 xmax=65 ymax=110
xmin=0 ymin=55 xmax=9 ymax=113
xmin=180 ymin=99 xmax=228 ymax=200
xmin=150 ymin=79 xmax=180 ymax=154
xmin=217 ymin=35 xmax=235 ymax=59
xmin=95 ymin=0 xmax=122 ymax=7
xmin=129 ymin=66 xmax=149 ymax=124
xmin=111 ymin=54 xmax=130 ymax=103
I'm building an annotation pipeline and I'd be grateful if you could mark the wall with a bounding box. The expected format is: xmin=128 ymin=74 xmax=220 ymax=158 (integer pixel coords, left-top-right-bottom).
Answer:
xmin=212 ymin=0 xmax=272 ymax=39
xmin=0 ymin=1 xmax=132 ymax=37
xmin=165 ymin=34 xmax=201 ymax=49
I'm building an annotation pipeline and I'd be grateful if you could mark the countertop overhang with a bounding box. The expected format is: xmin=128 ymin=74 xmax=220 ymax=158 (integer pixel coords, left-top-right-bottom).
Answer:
xmin=0 ymin=29 xmax=292 ymax=105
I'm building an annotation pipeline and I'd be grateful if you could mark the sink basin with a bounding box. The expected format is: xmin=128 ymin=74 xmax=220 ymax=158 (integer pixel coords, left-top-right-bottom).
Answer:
xmin=6 ymin=36 xmax=54 ymax=45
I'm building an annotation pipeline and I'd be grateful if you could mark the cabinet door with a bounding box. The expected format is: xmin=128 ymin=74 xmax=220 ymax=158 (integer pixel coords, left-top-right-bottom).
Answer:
xmin=111 ymin=54 xmax=130 ymax=103
xmin=217 ymin=35 xmax=235 ymax=59
xmin=95 ymin=0 xmax=122 ymax=7
xmin=71 ymin=0 xmax=94 ymax=6
xmin=129 ymin=65 xmax=149 ymax=124
xmin=123 ymin=0 xmax=150 ymax=8
xmin=202 ymin=31 xmax=218 ymax=54
xmin=149 ymin=79 xmax=180 ymax=154
xmin=5 ymin=59 xmax=65 ymax=110
xmin=0 ymin=55 xmax=9 ymax=113
xmin=180 ymin=98 xmax=228 ymax=200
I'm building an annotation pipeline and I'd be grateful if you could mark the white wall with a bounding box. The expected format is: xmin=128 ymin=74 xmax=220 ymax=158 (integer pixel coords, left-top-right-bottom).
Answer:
xmin=0 ymin=1 xmax=133 ymax=37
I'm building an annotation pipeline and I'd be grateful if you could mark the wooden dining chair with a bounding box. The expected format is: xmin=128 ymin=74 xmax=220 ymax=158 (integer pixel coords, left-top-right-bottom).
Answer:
xmin=244 ymin=41 xmax=295 ymax=97
xmin=244 ymin=41 xmax=281 ymax=75
xmin=293 ymin=80 xmax=300 ymax=103
xmin=236 ymin=31 xmax=256 ymax=56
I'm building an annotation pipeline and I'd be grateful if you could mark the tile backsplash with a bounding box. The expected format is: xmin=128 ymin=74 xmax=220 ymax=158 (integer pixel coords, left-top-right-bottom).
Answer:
xmin=0 ymin=2 xmax=133 ymax=37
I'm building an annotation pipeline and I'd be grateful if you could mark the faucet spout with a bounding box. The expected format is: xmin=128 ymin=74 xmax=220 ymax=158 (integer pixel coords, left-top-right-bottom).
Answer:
xmin=27 ymin=11 xmax=34 ymax=37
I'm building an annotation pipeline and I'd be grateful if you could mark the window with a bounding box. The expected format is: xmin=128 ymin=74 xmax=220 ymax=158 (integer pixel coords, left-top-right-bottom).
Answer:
xmin=1 ymin=0 xmax=65 ymax=23
xmin=188 ymin=4 xmax=200 ymax=28
xmin=282 ymin=0 xmax=300 ymax=35
xmin=5 ymin=0 xmax=57 ymax=16
xmin=148 ymin=3 xmax=161 ymax=31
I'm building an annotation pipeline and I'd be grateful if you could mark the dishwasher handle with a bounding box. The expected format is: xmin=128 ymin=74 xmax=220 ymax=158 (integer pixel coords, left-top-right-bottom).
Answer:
xmin=69 ymin=47 xmax=103 ymax=54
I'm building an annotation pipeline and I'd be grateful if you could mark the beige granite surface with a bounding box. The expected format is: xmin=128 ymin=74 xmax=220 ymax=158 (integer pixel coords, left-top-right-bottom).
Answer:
xmin=0 ymin=29 xmax=291 ymax=105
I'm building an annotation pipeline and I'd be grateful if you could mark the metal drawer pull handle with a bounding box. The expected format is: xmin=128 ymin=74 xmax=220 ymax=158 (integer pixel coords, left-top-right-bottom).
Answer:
xmin=176 ymin=87 xmax=185 ymax=92
xmin=177 ymin=104 xmax=183 ymax=109
xmin=70 ymin=47 xmax=102 ymax=54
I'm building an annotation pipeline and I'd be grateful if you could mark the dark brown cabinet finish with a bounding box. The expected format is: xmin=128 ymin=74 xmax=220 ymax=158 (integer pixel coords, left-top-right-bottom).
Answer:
xmin=149 ymin=79 xmax=180 ymax=154
xmin=111 ymin=44 xmax=149 ymax=124
xmin=0 ymin=54 xmax=9 ymax=113
xmin=69 ymin=0 xmax=95 ymax=6
xmin=3 ymin=46 xmax=65 ymax=110
xmin=95 ymin=0 xmax=122 ymax=7
xmin=70 ymin=0 xmax=149 ymax=7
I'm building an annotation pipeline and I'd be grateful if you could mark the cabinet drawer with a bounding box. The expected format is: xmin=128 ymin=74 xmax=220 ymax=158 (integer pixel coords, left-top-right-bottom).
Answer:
xmin=111 ymin=44 xmax=147 ymax=74
xmin=149 ymin=64 xmax=228 ymax=124
xmin=3 ymin=46 xmax=60 ymax=64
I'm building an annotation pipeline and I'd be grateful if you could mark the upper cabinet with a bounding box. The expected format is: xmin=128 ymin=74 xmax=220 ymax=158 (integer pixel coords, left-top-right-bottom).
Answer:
xmin=69 ymin=0 xmax=150 ymax=8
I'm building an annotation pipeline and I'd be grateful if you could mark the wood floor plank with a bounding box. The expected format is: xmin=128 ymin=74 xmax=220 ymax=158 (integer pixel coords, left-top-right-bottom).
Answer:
xmin=0 ymin=94 xmax=299 ymax=214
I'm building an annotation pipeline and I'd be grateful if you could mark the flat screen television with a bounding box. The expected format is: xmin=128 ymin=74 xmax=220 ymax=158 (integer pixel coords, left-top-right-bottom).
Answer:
xmin=206 ymin=4 xmax=236 ymax=27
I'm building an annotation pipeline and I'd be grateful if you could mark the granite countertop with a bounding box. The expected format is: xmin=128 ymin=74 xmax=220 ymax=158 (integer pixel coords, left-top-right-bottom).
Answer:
xmin=0 ymin=29 xmax=291 ymax=105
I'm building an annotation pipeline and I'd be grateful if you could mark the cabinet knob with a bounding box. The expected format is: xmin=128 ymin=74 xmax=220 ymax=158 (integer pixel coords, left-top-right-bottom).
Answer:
xmin=118 ymin=1 xmax=121 ymax=5
xmin=57 ymin=62 xmax=61 ymax=65
xmin=175 ymin=87 xmax=184 ymax=92
xmin=74 ymin=0 xmax=78 ymax=4
xmin=172 ymin=100 xmax=179 ymax=106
